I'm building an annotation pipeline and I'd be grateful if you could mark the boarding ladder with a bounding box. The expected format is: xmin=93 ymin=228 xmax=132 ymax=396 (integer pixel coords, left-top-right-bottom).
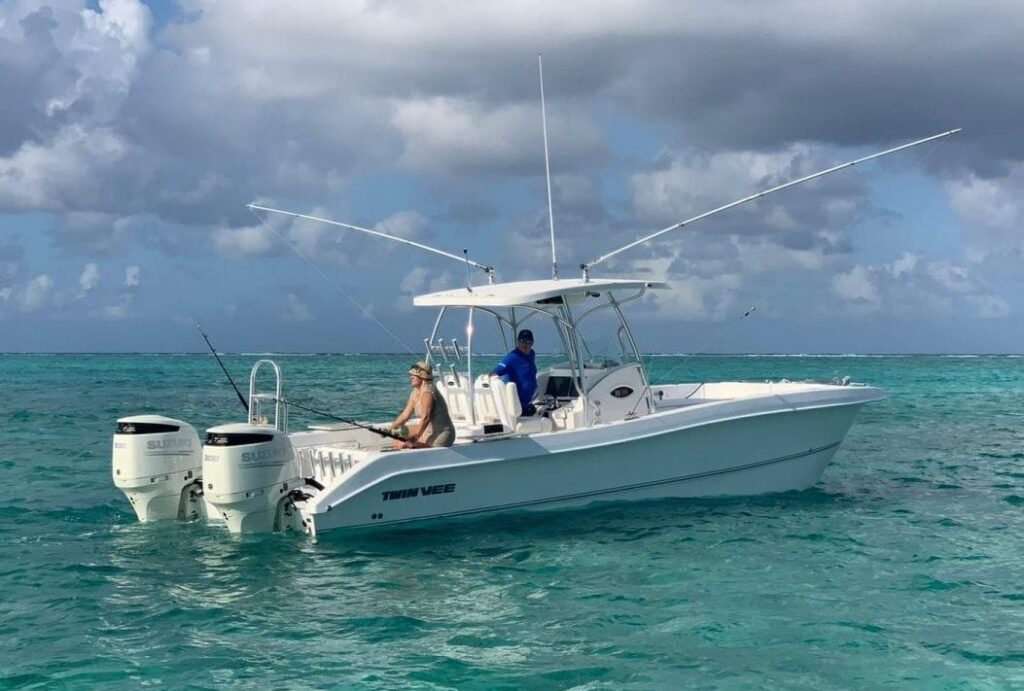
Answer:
xmin=248 ymin=359 xmax=288 ymax=432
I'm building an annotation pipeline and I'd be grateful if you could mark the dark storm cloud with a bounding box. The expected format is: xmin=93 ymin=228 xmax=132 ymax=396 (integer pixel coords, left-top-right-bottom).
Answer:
xmin=7 ymin=0 xmax=1020 ymax=232
xmin=0 ymin=0 xmax=1020 ymax=324
xmin=613 ymin=4 xmax=1024 ymax=172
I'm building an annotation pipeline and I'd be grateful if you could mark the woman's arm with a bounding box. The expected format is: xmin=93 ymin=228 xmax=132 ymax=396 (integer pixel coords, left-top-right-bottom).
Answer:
xmin=392 ymin=391 xmax=416 ymax=428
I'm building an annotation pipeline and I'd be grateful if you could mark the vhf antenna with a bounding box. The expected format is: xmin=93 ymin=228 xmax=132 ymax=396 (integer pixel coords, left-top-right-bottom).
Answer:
xmin=538 ymin=54 xmax=558 ymax=280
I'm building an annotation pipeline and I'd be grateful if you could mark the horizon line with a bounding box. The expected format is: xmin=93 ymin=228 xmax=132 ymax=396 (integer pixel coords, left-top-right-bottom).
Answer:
xmin=1 ymin=351 xmax=1022 ymax=357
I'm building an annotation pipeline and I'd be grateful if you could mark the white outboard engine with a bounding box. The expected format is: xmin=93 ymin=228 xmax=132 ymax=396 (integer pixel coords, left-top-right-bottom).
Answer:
xmin=202 ymin=423 xmax=300 ymax=533
xmin=201 ymin=360 xmax=301 ymax=533
xmin=112 ymin=415 xmax=204 ymax=522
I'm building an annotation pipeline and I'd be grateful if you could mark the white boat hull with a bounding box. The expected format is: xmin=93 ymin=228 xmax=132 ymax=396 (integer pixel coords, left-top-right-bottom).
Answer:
xmin=300 ymin=385 xmax=877 ymax=537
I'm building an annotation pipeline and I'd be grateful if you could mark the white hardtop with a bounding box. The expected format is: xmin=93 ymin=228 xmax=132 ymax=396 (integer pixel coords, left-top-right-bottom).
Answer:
xmin=413 ymin=278 xmax=670 ymax=308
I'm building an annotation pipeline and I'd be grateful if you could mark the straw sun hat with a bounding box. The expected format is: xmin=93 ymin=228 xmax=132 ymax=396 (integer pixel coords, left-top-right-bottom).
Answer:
xmin=408 ymin=361 xmax=433 ymax=381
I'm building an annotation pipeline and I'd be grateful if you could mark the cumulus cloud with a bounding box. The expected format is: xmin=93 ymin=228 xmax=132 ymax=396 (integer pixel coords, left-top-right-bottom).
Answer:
xmin=830 ymin=254 xmax=1007 ymax=319
xmin=0 ymin=243 xmax=25 ymax=312
xmin=276 ymin=207 xmax=438 ymax=269
xmin=395 ymin=266 xmax=455 ymax=310
xmin=212 ymin=225 xmax=279 ymax=258
xmin=78 ymin=262 xmax=100 ymax=295
xmin=945 ymin=162 xmax=1024 ymax=258
xmin=392 ymin=97 xmax=605 ymax=176
xmin=649 ymin=273 xmax=742 ymax=321
xmin=400 ymin=266 xmax=430 ymax=295
xmin=19 ymin=274 xmax=54 ymax=312
xmin=124 ymin=265 xmax=140 ymax=287
xmin=1 ymin=0 xmax=1021 ymax=230
xmin=0 ymin=0 xmax=150 ymax=216
xmin=831 ymin=265 xmax=881 ymax=314
xmin=0 ymin=0 xmax=1022 ymax=349
xmin=54 ymin=212 xmax=136 ymax=254
xmin=375 ymin=210 xmax=428 ymax=240
xmin=0 ymin=125 xmax=133 ymax=211
xmin=102 ymin=297 xmax=131 ymax=320
xmin=627 ymin=145 xmax=868 ymax=257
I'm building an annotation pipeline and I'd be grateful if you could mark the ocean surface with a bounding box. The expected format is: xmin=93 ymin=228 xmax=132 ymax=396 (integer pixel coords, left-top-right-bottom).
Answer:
xmin=1 ymin=354 xmax=1022 ymax=689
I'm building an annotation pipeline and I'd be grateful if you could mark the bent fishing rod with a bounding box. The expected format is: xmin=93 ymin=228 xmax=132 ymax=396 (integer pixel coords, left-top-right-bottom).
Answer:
xmin=195 ymin=322 xmax=402 ymax=441
xmin=276 ymin=399 xmax=406 ymax=442
xmin=194 ymin=321 xmax=249 ymax=414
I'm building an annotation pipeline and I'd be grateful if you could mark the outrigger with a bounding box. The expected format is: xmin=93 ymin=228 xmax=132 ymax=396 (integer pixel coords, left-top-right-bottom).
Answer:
xmin=111 ymin=60 xmax=960 ymax=536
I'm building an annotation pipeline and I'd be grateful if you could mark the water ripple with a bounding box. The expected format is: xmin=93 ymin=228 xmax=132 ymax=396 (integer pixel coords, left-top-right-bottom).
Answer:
xmin=2 ymin=354 xmax=1024 ymax=688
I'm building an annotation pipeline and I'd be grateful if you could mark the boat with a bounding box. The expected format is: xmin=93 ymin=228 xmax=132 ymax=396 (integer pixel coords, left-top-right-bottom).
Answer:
xmin=110 ymin=61 xmax=959 ymax=536
xmin=113 ymin=276 xmax=883 ymax=536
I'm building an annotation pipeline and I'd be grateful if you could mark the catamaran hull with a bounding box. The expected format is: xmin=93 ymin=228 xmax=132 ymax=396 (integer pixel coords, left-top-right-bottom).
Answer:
xmin=301 ymin=398 xmax=868 ymax=537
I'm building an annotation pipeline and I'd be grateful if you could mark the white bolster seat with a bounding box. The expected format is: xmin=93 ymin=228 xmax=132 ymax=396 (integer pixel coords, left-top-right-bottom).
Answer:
xmin=473 ymin=375 xmax=503 ymax=426
xmin=496 ymin=380 xmax=550 ymax=435
xmin=445 ymin=376 xmax=551 ymax=436
xmin=502 ymin=381 xmax=522 ymax=418
xmin=438 ymin=373 xmax=471 ymax=422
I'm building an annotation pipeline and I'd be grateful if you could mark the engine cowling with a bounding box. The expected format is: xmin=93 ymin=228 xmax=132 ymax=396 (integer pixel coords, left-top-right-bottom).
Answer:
xmin=112 ymin=415 xmax=204 ymax=522
xmin=202 ymin=423 xmax=300 ymax=533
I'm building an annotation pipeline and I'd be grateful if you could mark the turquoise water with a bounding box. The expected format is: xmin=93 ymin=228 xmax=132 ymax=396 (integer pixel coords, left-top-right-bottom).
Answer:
xmin=1 ymin=354 xmax=1023 ymax=689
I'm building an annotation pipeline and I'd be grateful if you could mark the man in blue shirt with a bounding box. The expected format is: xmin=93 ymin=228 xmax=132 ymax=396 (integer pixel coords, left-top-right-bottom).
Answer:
xmin=491 ymin=329 xmax=538 ymax=415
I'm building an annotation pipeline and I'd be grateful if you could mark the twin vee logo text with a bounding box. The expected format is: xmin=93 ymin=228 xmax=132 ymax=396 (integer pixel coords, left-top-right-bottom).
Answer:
xmin=381 ymin=483 xmax=456 ymax=502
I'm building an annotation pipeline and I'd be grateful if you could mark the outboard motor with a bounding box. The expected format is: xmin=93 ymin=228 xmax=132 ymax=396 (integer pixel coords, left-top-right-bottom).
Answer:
xmin=202 ymin=423 xmax=300 ymax=533
xmin=201 ymin=360 xmax=300 ymax=533
xmin=112 ymin=415 xmax=204 ymax=522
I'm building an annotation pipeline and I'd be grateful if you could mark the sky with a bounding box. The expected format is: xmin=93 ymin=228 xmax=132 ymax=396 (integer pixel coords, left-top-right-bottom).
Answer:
xmin=1 ymin=0 xmax=1023 ymax=354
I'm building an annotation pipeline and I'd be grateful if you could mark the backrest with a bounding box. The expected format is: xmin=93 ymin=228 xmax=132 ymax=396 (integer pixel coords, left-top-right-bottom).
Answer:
xmin=443 ymin=375 xmax=522 ymax=430
xmin=503 ymin=381 xmax=522 ymax=419
xmin=437 ymin=373 xmax=471 ymax=422
xmin=487 ymin=380 xmax=516 ymax=431
xmin=473 ymin=375 xmax=501 ymax=425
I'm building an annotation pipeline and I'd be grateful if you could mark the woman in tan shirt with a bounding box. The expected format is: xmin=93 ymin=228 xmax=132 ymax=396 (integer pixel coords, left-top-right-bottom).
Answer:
xmin=391 ymin=361 xmax=455 ymax=448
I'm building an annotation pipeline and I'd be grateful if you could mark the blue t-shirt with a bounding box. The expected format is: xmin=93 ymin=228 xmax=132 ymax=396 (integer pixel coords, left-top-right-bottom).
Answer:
xmin=492 ymin=349 xmax=537 ymax=411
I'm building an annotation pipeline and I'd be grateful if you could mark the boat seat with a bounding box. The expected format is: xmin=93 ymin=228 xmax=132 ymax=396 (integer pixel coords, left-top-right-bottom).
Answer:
xmin=445 ymin=376 xmax=549 ymax=436
xmin=437 ymin=373 xmax=471 ymax=422
xmin=516 ymin=415 xmax=550 ymax=434
xmin=506 ymin=383 xmax=551 ymax=434
xmin=490 ymin=379 xmax=518 ymax=432
xmin=487 ymin=379 xmax=550 ymax=435
xmin=502 ymin=380 xmax=522 ymax=418
xmin=473 ymin=376 xmax=503 ymax=426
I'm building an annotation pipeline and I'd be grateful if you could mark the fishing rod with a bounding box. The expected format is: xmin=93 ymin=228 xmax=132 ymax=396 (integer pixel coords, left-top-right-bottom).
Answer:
xmin=280 ymin=398 xmax=405 ymax=442
xmin=245 ymin=206 xmax=416 ymax=354
xmin=194 ymin=321 xmax=249 ymax=413
xmin=696 ymin=305 xmax=758 ymax=354
xmin=196 ymin=321 xmax=400 ymax=441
